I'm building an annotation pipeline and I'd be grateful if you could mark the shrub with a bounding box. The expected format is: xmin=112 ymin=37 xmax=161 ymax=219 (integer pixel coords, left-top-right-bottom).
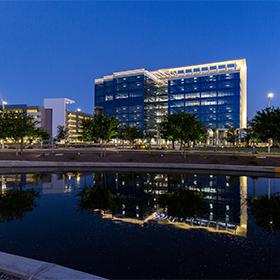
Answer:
xmin=200 ymin=154 xmax=207 ymax=158
xmin=72 ymin=155 xmax=79 ymax=160
xmin=25 ymin=146 xmax=33 ymax=149
xmin=129 ymin=157 xmax=136 ymax=162
xmin=250 ymin=158 xmax=259 ymax=165
xmin=213 ymin=159 xmax=221 ymax=163
xmin=231 ymin=154 xmax=240 ymax=159
xmin=8 ymin=146 xmax=15 ymax=149
xmin=157 ymin=147 xmax=165 ymax=150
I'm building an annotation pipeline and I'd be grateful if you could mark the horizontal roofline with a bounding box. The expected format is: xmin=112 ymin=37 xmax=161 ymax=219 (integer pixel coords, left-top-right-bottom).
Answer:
xmin=94 ymin=59 xmax=246 ymax=83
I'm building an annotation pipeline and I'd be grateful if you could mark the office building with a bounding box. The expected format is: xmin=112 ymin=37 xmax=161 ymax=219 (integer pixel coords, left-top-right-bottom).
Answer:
xmin=94 ymin=59 xmax=247 ymax=131
xmin=43 ymin=98 xmax=93 ymax=141
xmin=5 ymin=104 xmax=50 ymax=129
xmin=5 ymin=98 xmax=93 ymax=142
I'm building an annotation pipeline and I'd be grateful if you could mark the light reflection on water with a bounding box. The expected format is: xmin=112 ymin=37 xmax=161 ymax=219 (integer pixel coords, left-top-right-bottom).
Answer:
xmin=0 ymin=172 xmax=280 ymax=279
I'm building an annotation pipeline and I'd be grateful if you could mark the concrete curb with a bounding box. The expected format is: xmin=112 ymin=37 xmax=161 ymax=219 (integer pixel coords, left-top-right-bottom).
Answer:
xmin=0 ymin=160 xmax=277 ymax=174
xmin=0 ymin=252 xmax=106 ymax=280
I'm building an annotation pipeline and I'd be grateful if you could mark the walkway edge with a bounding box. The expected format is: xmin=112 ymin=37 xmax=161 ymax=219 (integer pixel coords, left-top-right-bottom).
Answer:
xmin=0 ymin=251 xmax=107 ymax=280
xmin=0 ymin=160 xmax=277 ymax=174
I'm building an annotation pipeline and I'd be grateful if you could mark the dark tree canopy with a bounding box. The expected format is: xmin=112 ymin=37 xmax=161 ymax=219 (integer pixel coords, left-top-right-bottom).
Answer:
xmin=226 ymin=126 xmax=239 ymax=146
xmin=160 ymin=111 xmax=206 ymax=144
xmin=120 ymin=125 xmax=143 ymax=144
xmin=80 ymin=114 xmax=119 ymax=156
xmin=249 ymin=107 xmax=280 ymax=142
xmin=248 ymin=194 xmax=280 ymax=235
xmin=159 ymin=110 xmax=207 ymax=157
xmin=55 ymin=125 xmax=69 ymax=143
xmin=0 ymin=110 xmax=39 ymax=155
xmin=0 ymin=189 xmax=40 ymax=223
xmin=159 ymin=189 xmax=206 ymax=219
xmin=77 ymin=186 xmax=118 ymax=215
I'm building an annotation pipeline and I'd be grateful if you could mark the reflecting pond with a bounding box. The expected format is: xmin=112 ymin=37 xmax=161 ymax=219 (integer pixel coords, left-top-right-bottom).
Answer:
xmin=0 ymin=172 xmax=280 ymax=279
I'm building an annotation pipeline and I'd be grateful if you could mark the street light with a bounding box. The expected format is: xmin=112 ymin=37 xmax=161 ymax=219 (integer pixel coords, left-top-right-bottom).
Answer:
xmin=0 ymin=97 xmax=7 ymax=149
xmin=268 ymin=93 xmax=273 ymax=109
xmin=0 ymin=97 xmax=7 ymax=110
xmin=267 ymin=93 xmax=274 ymax=153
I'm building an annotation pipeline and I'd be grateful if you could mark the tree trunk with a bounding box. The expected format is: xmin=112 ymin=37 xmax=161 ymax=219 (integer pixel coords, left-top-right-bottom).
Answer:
xmin=104 ymin=140 xmax=107 ymax=157
xmin=183 ymin=142 xmax=186 ymax=159
xmin=172 ymin=140 xmax=175 ymax=149
xmin=20 ymin=137 xmax=24 ymax=155
xmin=100 ymin=141 xmax=103 ymax=157
xmin=14 ymin=140 xmax=19 ymax=156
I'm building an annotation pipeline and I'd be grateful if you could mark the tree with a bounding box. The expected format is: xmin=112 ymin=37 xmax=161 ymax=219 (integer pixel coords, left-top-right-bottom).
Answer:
xmin=29 ymin=127 xmax=50 ymax=148
xmin=80 ymin=114 xmax=119 ymax=157
xmin=0 ymin=110 xmax=38 ymax=155
xmin=120 ymin=125 xmax=143 ymax=148
xmin=248 ymin=194 xmax=280 ymax=235
xmin=226 ymin=125 xmax=239 ymax=146
xmin=211 ymin=127 xmax=218 ymax=154
xmin=159 ymin=113 xmax=181 ymax=149
xmin=159 ymin=189 xmax=206 ymax=220
xmin=77 ymin=185 xmax=118 ymax=215
xmin=55 ymin=125 xmax=69 ymax=144
xmin=249 ymin=107 xmax=280 ymax=143
xmin=0 ymin=188 xmax=40 ymax=223
xmin=160 ymin=111 xmax=207 ymax=158
xmin=144 ymin=130 xmax=156 ymax=153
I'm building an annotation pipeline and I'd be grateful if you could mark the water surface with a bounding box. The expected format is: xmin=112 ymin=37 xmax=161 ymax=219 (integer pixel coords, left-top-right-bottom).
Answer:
xmin=0 ymin=172 xmax=279 ymax=279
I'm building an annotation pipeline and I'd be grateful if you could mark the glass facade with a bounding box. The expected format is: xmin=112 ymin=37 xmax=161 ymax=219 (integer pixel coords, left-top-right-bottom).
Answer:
xmin=95 ymin=75 xmax=145 ymax=130
xmin=95 ymin=60 xmax=246 ymax=131
xmin=168 ymin=72 xmax=240 ymax=128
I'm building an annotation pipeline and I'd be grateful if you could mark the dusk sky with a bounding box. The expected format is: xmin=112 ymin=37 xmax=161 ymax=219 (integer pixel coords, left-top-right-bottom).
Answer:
xmin=0 ymin=1 xmax=279 ymax=119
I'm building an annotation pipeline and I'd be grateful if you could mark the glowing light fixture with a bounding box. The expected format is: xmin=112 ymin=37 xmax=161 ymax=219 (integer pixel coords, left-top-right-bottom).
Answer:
xmin=268 ymin=93 xmax=274 ymax=108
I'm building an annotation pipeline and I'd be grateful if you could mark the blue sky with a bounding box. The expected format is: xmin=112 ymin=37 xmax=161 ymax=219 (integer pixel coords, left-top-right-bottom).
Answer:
xmin=0 ymin=1 xmax=279 ymax=119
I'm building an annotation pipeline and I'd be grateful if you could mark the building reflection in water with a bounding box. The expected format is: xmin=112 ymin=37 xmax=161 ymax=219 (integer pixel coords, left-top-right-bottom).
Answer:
xmin=0 ymin=171 xmax=248 ymax=236
xmin=80 ymin=172 xmax=248 ymax=237
xmin=42 ymin=172 xmax=88 ymax=194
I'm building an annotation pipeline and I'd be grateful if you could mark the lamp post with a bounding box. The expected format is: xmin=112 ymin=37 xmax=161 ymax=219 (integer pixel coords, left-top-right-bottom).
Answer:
xmin=268 ymin=93 xmax=274 ymax=153
xmin=268 ymin=93 xmax=273 ymax=109
xmin=0 ymin=97 xmax=7 ymax=149
xmin=0 ymin=97 xmax=7 ymax=110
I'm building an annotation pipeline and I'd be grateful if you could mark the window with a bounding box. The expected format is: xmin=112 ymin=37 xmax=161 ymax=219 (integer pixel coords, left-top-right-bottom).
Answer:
xmin=185 ymin=101 xmax=200 ymax=106
xmin=170 ymin=94 xmax=184 ymax=100
xmin=105 ymin=95 xmax=113 ymax=101
xmin=96 ymin=97 xmax=103 ymax=104
xmin=201 ymin=91 xmax=217 ymax=98
xmin=170 ymin=101 xmax=184 ymax=108
xmin=116 ymin=92 xmax=128 ymax=99
xmin=201 ymin=100 xmax=217 ymax=106
xmin=218 ymin=89 xmax=237 ymax=97
xmin=185 ymin=93 xmax=200 ymax=99
xmin=130 ymin=90 xmax=143 ymax=98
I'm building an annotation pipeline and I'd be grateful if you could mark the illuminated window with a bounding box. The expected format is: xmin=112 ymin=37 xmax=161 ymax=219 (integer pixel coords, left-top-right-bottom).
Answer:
xmin=105 ymin=95 xmax=113 ymax=101
xmin=185 ymin=93 xmax=200 ymax=99
xmin=27 ymin=109 xmax=38 ymax=113
xmin=116 ymin=92 xmax=128 ymax=99
xmin=185 ymin=101 xmax=200 ymax=106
